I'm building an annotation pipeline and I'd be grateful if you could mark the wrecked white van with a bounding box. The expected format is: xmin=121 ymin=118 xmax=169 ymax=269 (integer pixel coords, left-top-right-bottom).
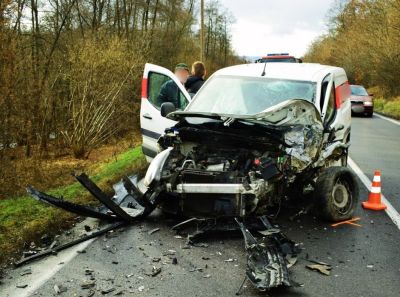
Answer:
xmin=140 ymin=62 xmax=358 ymax=222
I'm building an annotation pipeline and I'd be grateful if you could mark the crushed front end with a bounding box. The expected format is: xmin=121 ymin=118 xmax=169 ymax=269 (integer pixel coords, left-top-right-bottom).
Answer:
xmin=143 ymin=99 xmax=325 ymax=219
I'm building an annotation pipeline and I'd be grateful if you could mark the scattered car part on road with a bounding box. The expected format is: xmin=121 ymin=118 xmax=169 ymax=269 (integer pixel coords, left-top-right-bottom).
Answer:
xmin=15 ymin=222 xmax=126 ymax=267
xmin=235 ymin=216 xmax=300 ymax=290
xmin=306 ymin=263 xmax=332 ymax=276
xmin=331 ymin=217 xmax=362 ymax=228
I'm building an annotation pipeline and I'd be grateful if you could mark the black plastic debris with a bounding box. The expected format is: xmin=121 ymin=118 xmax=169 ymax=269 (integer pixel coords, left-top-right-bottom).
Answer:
xmin=20 ymin=174 xmax=154 ymax=266
xmin=27 ymin=173 xmax=153 ymax=225
xmin=15 ymin=222 xmax=125 ymax=267
xmin=235 ymin=216 xmax=300 ymax=291
xmin=23 ymin=171 xmax=301 ymax=294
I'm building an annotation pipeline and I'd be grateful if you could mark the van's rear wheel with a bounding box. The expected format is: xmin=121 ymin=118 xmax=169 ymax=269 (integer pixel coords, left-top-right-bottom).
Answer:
xmin=314 ymin=167 xmax=359 ymax=222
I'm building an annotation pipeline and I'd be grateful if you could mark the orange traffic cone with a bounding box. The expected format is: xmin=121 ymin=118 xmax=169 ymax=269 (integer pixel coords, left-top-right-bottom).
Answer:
xmin=362 ymin=170 xmax=387 ymax=211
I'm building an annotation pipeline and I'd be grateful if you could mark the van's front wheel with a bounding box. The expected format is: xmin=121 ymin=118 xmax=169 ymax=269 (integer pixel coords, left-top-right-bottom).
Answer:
xmin=314 ymin=167 xmax=359 ymax=222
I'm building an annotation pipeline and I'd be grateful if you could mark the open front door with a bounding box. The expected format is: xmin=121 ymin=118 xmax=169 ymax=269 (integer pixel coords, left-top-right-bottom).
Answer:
xmin=140 ymin=63 xmax=191 ymax=161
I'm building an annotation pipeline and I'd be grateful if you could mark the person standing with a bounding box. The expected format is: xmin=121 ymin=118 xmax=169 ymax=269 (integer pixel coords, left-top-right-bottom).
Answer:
xmin=157 ymin=63 xmax=190 ymax=109
xmin=185 ymin=61 xmax=206 ymax=96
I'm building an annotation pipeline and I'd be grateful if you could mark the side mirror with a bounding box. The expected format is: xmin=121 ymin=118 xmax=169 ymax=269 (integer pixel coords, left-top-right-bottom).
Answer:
xmin=160 ymin=102 xmax=176 ymax=117
xmin=368 ymin=93 xmax=374 ymax=97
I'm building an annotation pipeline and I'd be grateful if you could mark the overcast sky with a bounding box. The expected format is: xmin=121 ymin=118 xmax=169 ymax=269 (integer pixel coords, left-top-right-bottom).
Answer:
xmin=218 ymin=0 xmax=335 ymax=58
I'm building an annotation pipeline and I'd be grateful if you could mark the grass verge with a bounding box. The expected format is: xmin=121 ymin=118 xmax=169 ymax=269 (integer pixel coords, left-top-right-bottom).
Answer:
xmin=373 ymin=97 xmax=400 ymax=120
xmin=0 ymin=146 xmax=147 ymax=267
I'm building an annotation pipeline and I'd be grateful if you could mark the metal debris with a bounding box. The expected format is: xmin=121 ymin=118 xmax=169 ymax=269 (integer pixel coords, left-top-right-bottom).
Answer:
xmin=16 ymin=284 xmax=28 ymax=288
xmin=148 ymin=228 xmax=160 ymax=235
xmin=163 ymin=250 xmax=176 ymax=256
xmin=150 ymin=266 xmax=162 ymax=277
xmin=286 ymin=254 xmax=298 ymax=268
xmin=20 ymin=268 xmax=32 ymax=276
xmin=81 ymin=280 xmax=96 ymax=289
xmin=101 ymin=287 xmax=116 ymax=294
xmin=54 ymin=284 xmax=67 ymax=294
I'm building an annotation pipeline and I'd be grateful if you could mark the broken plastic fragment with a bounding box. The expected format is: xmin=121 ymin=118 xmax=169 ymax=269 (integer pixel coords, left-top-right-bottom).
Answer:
xmin=235 ymin=217 xmax=297 ymax=291
xmin=306 ymin=263 xmax=332 ymax=276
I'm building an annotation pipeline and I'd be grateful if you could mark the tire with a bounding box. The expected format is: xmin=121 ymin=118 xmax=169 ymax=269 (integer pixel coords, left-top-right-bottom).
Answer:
xmin=313 ymin=167 xmax=359 ymax=222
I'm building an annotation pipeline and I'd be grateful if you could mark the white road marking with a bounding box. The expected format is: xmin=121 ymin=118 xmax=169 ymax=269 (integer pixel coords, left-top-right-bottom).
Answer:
xmin=375 ymin=113 xmax=400 ymax=126
xmin=3 ymin=239 xmax=95 ymax=297
xmin=348 ymin=157 xmax=400 ymax=230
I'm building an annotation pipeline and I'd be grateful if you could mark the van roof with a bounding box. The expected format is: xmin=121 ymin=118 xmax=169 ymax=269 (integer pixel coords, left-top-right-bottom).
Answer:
xmin=214 ymin=63 xmax=345 ymax=83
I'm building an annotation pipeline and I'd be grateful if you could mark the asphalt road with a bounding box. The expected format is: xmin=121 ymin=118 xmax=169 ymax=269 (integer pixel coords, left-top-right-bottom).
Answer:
xmin=2 ymin=114 xmax=400 ymax=297
xmin=349 ymin=115 xmax=400 ymax=210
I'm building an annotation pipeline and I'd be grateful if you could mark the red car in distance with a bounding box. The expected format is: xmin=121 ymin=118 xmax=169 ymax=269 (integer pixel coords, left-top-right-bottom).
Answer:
xmin=350 ymin=84 xmax=374 ymax=117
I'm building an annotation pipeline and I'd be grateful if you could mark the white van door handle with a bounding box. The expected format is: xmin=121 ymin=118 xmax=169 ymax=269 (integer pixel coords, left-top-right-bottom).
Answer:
xmin=143 ymin=113 xmax=152 ymax=120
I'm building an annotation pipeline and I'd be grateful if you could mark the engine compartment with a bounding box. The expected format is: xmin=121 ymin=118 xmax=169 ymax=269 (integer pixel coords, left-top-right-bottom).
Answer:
xmin=149 ymin=105 xmax=347 ymax=218
xmin=157 ymin=132 xmax=295 ymax=217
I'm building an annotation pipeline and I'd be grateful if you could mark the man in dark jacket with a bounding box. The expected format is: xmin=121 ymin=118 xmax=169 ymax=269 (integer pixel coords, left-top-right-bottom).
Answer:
xmin=185 ymin=61 xmax=206 ymax=96
xmin=157 ymin=63 xmax=190 ymax=109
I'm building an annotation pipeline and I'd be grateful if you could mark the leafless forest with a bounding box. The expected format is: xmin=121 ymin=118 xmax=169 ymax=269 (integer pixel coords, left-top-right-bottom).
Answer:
xmin=0 ymin=0 xmax=243 ymax=198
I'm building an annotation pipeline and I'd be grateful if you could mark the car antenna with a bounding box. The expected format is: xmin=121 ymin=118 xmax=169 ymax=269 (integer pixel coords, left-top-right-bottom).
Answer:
xmin=261 ymin=61 xmax=267 ymax=76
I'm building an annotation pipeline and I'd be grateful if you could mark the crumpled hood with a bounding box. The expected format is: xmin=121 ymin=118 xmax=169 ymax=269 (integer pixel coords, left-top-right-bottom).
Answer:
xmin=169 ymin=99 xmax=324 ymax=172
xmin=250 ymin=99 xmax=323 ymax=127
xmin=168 ymin=99 xmax=322 ymax=127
